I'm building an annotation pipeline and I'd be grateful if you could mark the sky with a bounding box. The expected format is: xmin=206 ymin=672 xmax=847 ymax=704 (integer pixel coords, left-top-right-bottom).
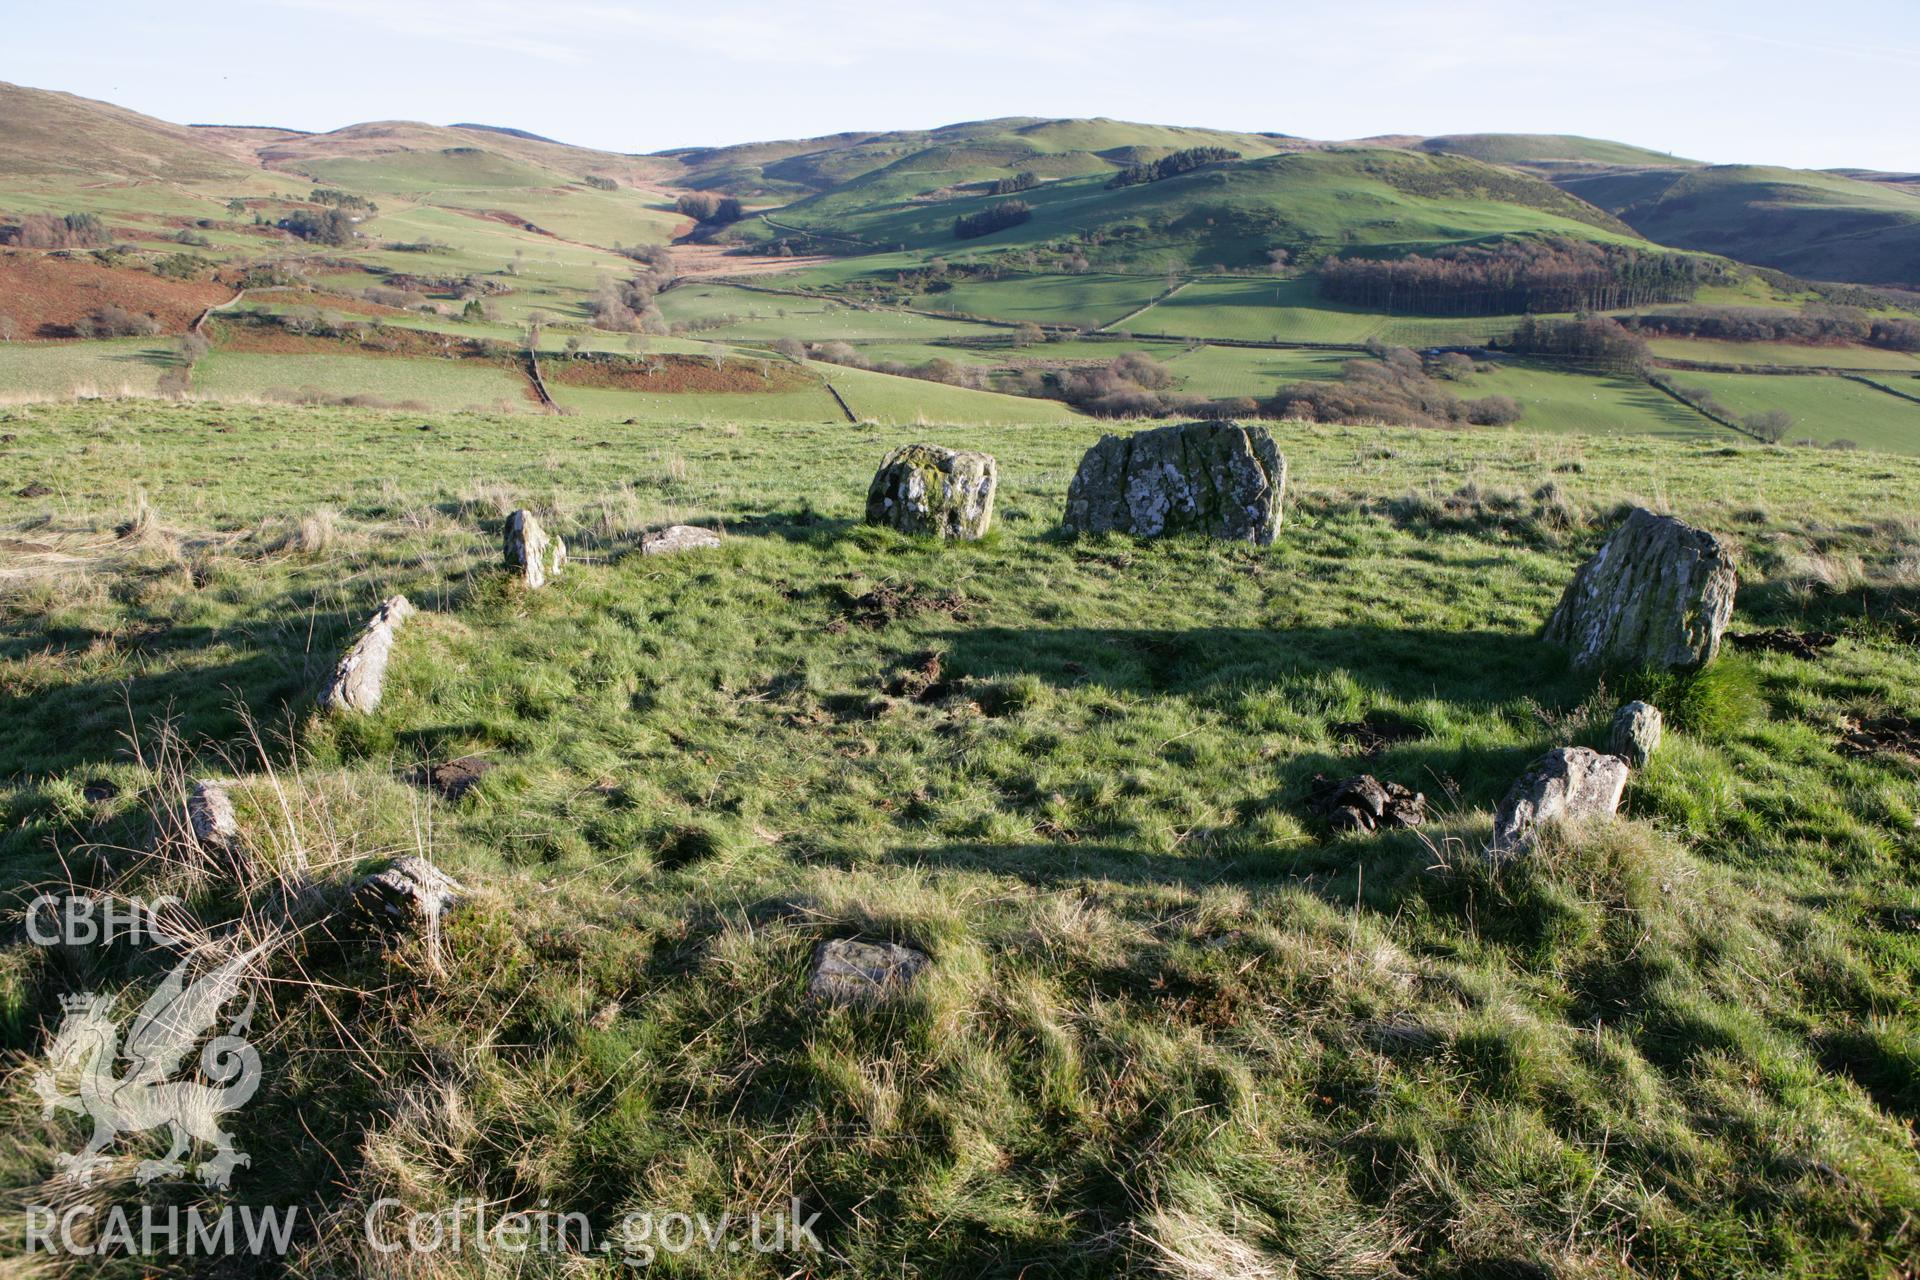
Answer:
xmin=6 ymin=0 xmax=1917 ymax=170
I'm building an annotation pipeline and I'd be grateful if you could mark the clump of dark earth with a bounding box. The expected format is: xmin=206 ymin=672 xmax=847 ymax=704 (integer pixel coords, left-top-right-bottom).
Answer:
xmin=16 ymin=482 xmax=52 ymax=499
xmin=419 ymin=756 xmax=495 ymax=801
xmin=1308 ymin=773 xmax=1427 ymax=832
xmin=887 ymin=649 xmax=948 ymax=701
xmin=829 ymin=581 xmax=971 ymax=632
xmin=83 ymin=778 xmax=118 ymax=803
xmin=1331 ymin=711 xmax=1427 ymax=755
xmin=1730 ymin=628 xmax=1839 ymax=659
xmin=1842 ymin=715 xmax=1920 ymax=758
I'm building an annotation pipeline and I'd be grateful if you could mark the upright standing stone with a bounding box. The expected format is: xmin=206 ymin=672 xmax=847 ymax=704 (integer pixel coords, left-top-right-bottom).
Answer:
xmin=504 ymin=510 xmax=564 ymax=588
xmin=1608 ymin=701 xmax=1664 ymax=768
xmin=1064 ymin=420 xmax=1285 ymax=544
xmin=1544 ymin=508 xmax=1736 ymax=672
xmin=1488 ymin=746 xmax=1630 ymax=859
xmin=319 ymin=595 xmax=415 ymax=714
xmin=866 ymin=444 xmax=998 ymax=540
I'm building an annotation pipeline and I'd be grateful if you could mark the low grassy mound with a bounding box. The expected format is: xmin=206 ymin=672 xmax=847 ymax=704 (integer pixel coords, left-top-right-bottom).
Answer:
xmin=1 ymin=405 xmax=1918 ymax=1276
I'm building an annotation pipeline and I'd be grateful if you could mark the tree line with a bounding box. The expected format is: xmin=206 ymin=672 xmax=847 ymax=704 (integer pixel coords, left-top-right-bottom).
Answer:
xmin=1270 ymin=344 xmax=1523 ymax=429
xmin=954 ymin=201 xmax=1032 ymax=241
xmin=1619 ymin=305 xmax=1920 ymax=353
xmin=1319 ymin=237 xmax=1707 ymax=316
xmin=1106 ymin=147 xmax=1240 ymax=189
xmin=676 ymin=193 xmax=744 ymax=226
xmin=1500 ymin=315 xmax=1652 ymax=373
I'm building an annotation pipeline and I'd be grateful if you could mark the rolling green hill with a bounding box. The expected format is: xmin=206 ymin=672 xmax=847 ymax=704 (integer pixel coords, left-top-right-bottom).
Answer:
xmin=1412 ymin=132 xmax=1701 ymax=170
xmin=734 ymin=147 xmax=1641 ymax=272
xmin=660 ymin=117 xmax=1297 ymax=198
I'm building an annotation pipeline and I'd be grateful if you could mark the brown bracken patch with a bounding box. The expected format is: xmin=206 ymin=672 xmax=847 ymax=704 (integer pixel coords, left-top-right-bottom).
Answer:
xmin=0 ymin=250 xmax=232 ymax=337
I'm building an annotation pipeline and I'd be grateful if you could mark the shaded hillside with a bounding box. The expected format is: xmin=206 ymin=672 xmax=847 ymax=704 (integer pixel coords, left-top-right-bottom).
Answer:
xmin=1560 ymin=164 xmax=1920 ymax=287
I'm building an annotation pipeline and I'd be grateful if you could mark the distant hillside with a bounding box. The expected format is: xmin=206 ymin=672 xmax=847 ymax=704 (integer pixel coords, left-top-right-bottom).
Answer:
xmin=1411 ymin=133 xmax=1701 ymax=170
xmin=221 ymin=119 xmax=675 ymax=189
xmin=729 ymin=146 xmax=1643 ymax=272
xmin=658 ymin=117 xmax=1301 ymax=198
xmin=1557 ymin=164 xmax=1920 ymax=287
xmin=0 ymin=81 xmax=253 ymax=182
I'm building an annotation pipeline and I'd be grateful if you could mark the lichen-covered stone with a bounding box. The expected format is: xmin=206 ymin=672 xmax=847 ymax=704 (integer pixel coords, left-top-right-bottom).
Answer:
xmin=1608 ymin=701 xmax=1664 ymax=768
xmin=319 ymin=595 xmax=415 ymax=714
xmin=349 ymin=855 xmax=465 ymax=930
xmin=640 ymin=525 xmax=724 ymax=556
xmin=1544 ymin=508 xmax=1736 ymax=672
xmin=504 ymin=510 xmax=564 ymax=588
xmin=187 ymin=780 xmax=240 ymax=858
xmin=807 ymin=938 xmax=929 ymax=1006
xmin=866 ymin=445 xmax=997 ymax=540
xmin=1489 ymin=746 xmax=1630 ymax=858
xmin=1064 ymin=420 xmax=1285 ymax=544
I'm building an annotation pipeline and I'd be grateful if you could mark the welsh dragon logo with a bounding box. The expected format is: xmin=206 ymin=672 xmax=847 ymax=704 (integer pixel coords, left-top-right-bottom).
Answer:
xmin=33 ymin=947 xmax=265 ymax=1188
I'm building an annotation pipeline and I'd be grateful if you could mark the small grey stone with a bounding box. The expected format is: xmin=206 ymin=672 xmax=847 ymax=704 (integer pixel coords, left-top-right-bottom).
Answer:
xmin=1544 ymin=508 xmax=1736 ymax=672
xmin=1609 ymin=701 xmax=1664 ymax=768
xmin=504 ymin=510 xmax=563 ymax=588
xmin=187 ymin=780 xmax=240 ymax=857
xmin=350 ymin=855 xmax=464 ymax=929
xmin=866 ymin=444 xmax=998 ymax=540
xmin=1064 ymin=420 xmax=1286 ymax=545
xmin=1489 ymin=746 xmax=1630 ymax=858
xmin=319 ymin=595 xmax=415 ymax=714
xmin=640 ymin=525 xmax=724 ymax=556
xmin=808 ymin=938 xmax=929 ymax=1006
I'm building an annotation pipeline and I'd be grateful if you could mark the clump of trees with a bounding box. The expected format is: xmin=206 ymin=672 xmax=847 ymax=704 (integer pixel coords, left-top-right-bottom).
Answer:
xmin=589 ymin=246 xmax=675 ymax=333
xmin=954 ymin=200 xmax=1032 ymax=241
xmin=1269 ymin=345 xmax=1523 ymax=428
xmin=0 ymin=212 xmax=111 ymax=248
xmin=676 ymin=193 xmax=744 ymax=226
xmin=308 ymin=188 xmax=377 ymax=213
xmin=1106 ymin=147 xmax=1240 ymax=189
xmin=81 ymin=305 xmax=161 ymax=338
xmin=280 ymin=207 xmax=356 ymax=246
xmin=1502 ymin=315 xmax=1652 ymax=373
xmin=582 ymin=175 xmax=618 ymax=191
xmin=989 ymin=172 xmax=1039 ymax=196
xmin=1620 ymin=304 xmax=1920 ymax=353
xmin=1321 ymin=238 xmax=1706 ymax=316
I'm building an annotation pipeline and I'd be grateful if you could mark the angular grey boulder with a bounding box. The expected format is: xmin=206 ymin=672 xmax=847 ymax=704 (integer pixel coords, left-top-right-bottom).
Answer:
xmin=866 ymin=444 xmax=998 ymax=540
xmin=504 ymin=509 xmax=565 ymax=588
xmin=807 ymin=938 xmax=929 ymax=1006
xmin=1544 ymin=508 xmax=1736 ymax=672
xmin=319 ymin=594 xmax=415 ymax=715
xmin=639 ymin=524 xmax=724 ymax=556
xmin=1608 ymin=701 xmax=1664 ymax=768
xmin=1489 ymin=746 xmax=1630 ymax=858
xmin=1064 ymin=420 xmax=1285 ymax=545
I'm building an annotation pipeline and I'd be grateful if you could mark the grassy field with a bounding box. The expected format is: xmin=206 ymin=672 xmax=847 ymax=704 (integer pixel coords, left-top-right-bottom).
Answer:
xmin=0 ymin=339 xmax=182 ymax=401
xmin=190 ymin=350 xmax=534 ymax=413
xmin=909 ymin=274 xmax=1168 ymax=330
xmin=817 ymin=362 xmax=1086 ymax=425
xmin=1646 ymin=337 xmax=1920 ymax=371
xmin=657 ymin=284 xmax=995 ymax=343
xmin=1126 ymin=278 xmax=1529 ymax=346
xmin=1469 ymin=362 xmax=1734 ymax=441
xmin=1667 ymin=370 xmax=1920 ymax=452
xmin=2 ymin=401 xmax=1918 ymax=1278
